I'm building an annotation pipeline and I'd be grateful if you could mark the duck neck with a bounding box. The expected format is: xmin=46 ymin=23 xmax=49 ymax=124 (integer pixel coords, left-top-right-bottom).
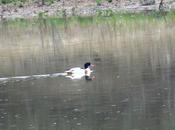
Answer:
xmin=85 ymin=68 xmax=91 ymax=76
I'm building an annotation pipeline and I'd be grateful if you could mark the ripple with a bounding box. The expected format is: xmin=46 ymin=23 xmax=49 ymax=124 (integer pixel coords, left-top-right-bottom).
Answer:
xmin=10 ymin=124 xmax=16 ymax=128
xmin=76 ymin=123 xmax=82 ymax=126
xmin=73 ymin=108 xmax=79 ymax=112
xmin=3 ymin=112 xmax=7 ymax=115
xmin=116 ymin=111 xmax=121 ymax=113
xmin=14 ymin=114 xmax=20 ymax=118
xmin=52 ymin=122 xmax=57 ymax=125
xmin=120 ymin=98 xmax=129 ymax=103
xmin=104 ymin=117 xmax=111 ymax=120
xmin=95 ymin=112 xmax=101 ymax=114
xmin=73 ymin=117 xmax=77 ymax=120
xmin=4 ymin=99 xmax=8 ymax=102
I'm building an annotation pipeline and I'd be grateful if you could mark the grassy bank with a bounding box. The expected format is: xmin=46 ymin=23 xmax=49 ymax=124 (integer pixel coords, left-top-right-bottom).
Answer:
xmin=1 ymin=11 xmax=175 ymax=29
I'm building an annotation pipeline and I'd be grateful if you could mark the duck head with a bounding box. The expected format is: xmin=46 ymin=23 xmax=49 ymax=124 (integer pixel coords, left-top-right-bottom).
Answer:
xmin=84 ymin=62 xmax=95 ymax=69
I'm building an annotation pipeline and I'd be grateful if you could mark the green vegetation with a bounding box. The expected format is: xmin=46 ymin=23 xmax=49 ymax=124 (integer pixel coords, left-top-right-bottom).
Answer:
xmin=0 ymin=0 xmax=113 ymax=5
xmin=96 ymin=0 xmax=102 ymax=6
xmin=0 ymin=0 xmax=56 ymax=5
xmin=0 ymin=0 xmax=26 ymax=7
xmin=1 ymin=0 xmax=24 ymax=4
xmin=97 ymin=9 xmax=114 ymax=17
xmin=95 ymin=0 xmax=113 ymax=5
xmin=2 ymin=11 xmax=175 ymax=29
xmin=38 ymin=12 xmax=48 ymax=19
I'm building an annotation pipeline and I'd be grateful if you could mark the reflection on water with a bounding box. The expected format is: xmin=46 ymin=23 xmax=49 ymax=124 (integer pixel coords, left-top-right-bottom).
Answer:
xmin=0 ymin=20 xmax=175 ymax=130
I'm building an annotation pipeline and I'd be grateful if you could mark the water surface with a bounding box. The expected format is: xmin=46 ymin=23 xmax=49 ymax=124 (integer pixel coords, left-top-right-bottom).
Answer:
xmin=0 ymin=20 xmax=175 ymax=130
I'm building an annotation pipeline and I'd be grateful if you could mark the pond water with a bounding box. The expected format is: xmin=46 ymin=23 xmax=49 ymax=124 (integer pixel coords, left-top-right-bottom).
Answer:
xmin=0 ymin=20 xmax=175 ymax=130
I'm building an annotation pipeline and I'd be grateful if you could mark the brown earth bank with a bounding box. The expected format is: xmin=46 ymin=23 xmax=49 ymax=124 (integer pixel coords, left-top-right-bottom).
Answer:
xmin=0 ymin=0 xmax=175 ymax=20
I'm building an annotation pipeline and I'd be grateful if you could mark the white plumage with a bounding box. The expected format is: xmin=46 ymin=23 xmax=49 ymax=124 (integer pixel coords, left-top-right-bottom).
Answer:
xmin=65 ymin=67 xmax=92 ymax=79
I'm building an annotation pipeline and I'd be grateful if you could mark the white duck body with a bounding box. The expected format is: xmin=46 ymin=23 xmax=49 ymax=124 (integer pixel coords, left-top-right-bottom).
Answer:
xmin=65 ymin=67 xmax=92 ymax=79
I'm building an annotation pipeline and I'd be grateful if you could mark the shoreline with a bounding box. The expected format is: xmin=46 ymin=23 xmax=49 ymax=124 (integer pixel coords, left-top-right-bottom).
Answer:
xmin=0 ymin=1 xmax=175 ymax=21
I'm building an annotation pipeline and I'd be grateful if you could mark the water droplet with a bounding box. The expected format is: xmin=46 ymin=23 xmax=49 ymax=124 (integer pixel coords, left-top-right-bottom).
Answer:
xmin=53 ymin=122 xmax=56 ymax=125
xmin=111 ymin=104 xmax=117 ymax=107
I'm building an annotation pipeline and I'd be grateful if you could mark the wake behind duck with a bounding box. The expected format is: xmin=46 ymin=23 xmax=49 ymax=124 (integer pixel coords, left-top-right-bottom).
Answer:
xmin=0 ymin=62 xmax=95 ymax=83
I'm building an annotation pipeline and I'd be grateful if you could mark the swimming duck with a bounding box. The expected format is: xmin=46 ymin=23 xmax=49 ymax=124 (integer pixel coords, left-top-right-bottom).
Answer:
xmin=64 ymin=62 xmax=95 ymax=80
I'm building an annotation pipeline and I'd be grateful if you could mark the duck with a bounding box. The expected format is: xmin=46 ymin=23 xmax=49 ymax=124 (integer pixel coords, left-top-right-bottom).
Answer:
xmin=64 ymin=62 xmax=95 ymax=80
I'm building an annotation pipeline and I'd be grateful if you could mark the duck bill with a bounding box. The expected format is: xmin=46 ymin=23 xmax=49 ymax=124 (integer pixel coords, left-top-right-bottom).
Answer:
xmin=91 ymin=64 xmax=95 ymax=67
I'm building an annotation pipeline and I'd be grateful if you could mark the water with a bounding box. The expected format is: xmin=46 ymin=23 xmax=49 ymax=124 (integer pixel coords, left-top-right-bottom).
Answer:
xmin=0 ymin=20 xmax=175 ymax=130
